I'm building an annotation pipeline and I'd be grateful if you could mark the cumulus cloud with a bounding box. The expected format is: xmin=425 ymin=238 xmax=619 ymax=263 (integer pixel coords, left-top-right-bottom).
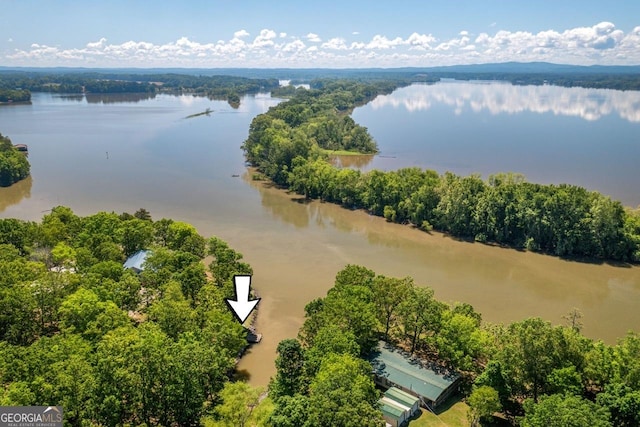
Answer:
xmin=322 ymin=37 xmax=348 ymax=50
xmin=306 ymin=33 xmax=321 ymax=43
xmin=234 ymin=29 xmax=250 ymax=38
xmin=5 ymin=22 xmax=640 ymax=68
xmin=366 ymin=35 xmax=404 ymax=49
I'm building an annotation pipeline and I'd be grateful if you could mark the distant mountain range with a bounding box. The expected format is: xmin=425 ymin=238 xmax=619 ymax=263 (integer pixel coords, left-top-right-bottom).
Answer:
xmin=2 ymin=62 xmax=640 ymax=78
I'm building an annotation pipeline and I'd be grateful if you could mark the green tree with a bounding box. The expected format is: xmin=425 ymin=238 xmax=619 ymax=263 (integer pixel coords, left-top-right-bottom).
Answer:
xmin=58 ymin=288 xmax=129 ymax=342
xmin=436 ymin=311 xmax=489 ymax=371
xmin=269 ymin=394 xmax=309 ymax=427
xmin=51 ymin=242 xmax=76 ymax=268
xmin=307 ymin=354 xmax=382 ymax=427
xmin=121 ymin=218 xmax=154 ymax=257
xmin=215 ymin=381 xmax=263 ymax=427
xmin=372 ymin=275 xmax=412 ymax=339
xmin=467 ymin=385 xmax=501 ymax=427
xmin=304 ymin=324 xmax=359 ymax=378
xmin=148 ymin=281 xmax=196 ymax=339
xmin=271 ymin=339 xmax=305 ymax=398
xmin=521 ymin=393 xmax=611 ymax=427
xmin=596 ymin=382 xmax=640 ymax=427
xmin=398 ymin=286 xmax=445 ymax=353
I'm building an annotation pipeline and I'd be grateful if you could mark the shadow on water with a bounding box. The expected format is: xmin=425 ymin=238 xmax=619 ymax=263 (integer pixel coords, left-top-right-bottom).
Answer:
xmin=0 ymin=175 xmax=32 ymax=213
xmin=233 ymin=369 xmax=251 ymax=382
xmin=253 ymin=172 xmax=638 ymax=269
xmin=85 ymin=92 xmax=157 ymax=104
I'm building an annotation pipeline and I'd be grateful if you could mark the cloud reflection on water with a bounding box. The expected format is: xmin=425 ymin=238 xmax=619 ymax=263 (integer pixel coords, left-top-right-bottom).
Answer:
xmin=370 ymin=82 xmax=640 ymax=123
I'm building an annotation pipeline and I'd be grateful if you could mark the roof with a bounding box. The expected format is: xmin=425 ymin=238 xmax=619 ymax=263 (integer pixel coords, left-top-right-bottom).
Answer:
xmin=380 ymin=400 xmax=404 ymax=420
xmin=123 ymin=250 xmax=150 ymax=271
xmin=367 ymin=341 xmax=459 ymax=403
xmin=385 ymin=387 xmax=420 ymax=408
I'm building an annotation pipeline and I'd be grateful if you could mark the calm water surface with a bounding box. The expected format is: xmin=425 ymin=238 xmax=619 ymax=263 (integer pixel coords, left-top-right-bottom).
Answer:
xmin=1 ymin=86 xmax=639 ymax=386
xmin=353 ymin=81 xmax=640 ymax=206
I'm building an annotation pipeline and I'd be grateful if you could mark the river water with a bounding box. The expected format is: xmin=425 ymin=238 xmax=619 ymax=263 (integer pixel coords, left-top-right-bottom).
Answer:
xmin=0 ymin=85 xmax=639 ymax=386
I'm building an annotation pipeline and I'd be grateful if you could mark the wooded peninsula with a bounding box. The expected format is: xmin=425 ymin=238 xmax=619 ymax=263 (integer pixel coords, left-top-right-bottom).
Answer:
xmin=243 ymin=79 xmax=640 ymax=263
xmin=0 ymin=133 xmax=30 ymax=187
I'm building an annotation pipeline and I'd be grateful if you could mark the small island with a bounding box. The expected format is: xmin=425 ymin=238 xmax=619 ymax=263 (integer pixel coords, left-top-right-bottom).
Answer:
xmin=0 ymin=133 xmax=30 ymax=187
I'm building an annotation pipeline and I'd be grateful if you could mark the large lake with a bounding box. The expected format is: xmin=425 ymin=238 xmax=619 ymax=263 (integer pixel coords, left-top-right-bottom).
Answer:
xmin=1 ymin=84 xmax=639 ymax=386
xmin=354 ymin=81 xmax=640 ymax=207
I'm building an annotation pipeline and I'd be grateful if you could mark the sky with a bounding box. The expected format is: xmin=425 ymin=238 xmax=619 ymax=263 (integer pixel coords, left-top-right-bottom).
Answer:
xmin=1 ymin=0 xmax=640 ymax=68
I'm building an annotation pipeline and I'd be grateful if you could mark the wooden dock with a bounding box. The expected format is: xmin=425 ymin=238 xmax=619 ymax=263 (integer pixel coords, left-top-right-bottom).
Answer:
xmin=247 ymin=332 xmax=263 ymax=343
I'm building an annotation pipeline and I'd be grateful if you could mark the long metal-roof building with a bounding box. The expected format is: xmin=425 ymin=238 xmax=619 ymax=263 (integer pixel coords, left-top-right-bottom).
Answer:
xmin=368 ymin=341 xmax=460 ymax=409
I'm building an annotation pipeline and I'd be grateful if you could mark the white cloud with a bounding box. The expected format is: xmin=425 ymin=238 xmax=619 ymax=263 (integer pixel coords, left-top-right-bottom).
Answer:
xmin=7 ymin=38 xmax=13 ymax=43
xmin=5 ymin=22 xmax=640 ymax=68
xmin=321 ymin=37 xmax=348 ymax=50
xmin=352 ymin=31 xmax=360 ymax=35
xmin=234 ymin=29 xmax=250 ymax=38
xmin=366 ymin=35 xmax=403 ymax=49
xmin=252 ymin=29 xmax=277 ymax=48
xmin=306 ymin=33 xmax=322 ymax=43
xmin=86 ymin=38 xmax=107 ymax=49
xmin=406 ymin=32 xmax=437 ymax=50
xmin=282 ymin=39 xmax=306 ymax=53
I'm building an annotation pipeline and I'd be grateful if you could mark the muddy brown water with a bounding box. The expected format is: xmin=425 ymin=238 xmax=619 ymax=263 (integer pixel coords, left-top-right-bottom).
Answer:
xmin=0 ymin=88 xmax=638 ymax=386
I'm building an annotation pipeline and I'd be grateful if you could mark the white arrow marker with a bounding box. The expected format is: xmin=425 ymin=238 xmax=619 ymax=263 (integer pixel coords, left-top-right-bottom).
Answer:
xmin=226 ymin=275 xmax=261 ymax=324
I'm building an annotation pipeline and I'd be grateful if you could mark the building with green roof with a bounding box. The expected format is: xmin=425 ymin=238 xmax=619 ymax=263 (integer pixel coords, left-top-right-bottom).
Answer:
xmin=379 ymin=386 xmax=420 ymax=426
xmin=368 ymin=341 xmax=460 ymax=409
xmin=380 ymin=398 xmax=407 ymax=427
xmin=385 ymin=387 xmax=420 ymax=414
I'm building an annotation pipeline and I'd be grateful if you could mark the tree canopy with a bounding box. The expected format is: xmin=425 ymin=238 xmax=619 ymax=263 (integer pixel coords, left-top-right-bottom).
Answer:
xmin=0 ymin=207 xmax=255 ymax=426
xmin=0 ymin=133 xmax=30 ymax=187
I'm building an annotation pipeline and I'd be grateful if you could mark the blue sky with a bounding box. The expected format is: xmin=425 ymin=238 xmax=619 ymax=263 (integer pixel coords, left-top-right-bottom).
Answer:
xmin=2 ymin=0 xmax=639 ymax=68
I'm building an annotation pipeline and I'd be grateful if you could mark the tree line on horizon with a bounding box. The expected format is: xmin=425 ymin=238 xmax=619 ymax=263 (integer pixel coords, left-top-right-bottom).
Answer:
xmin=0 ymin=72 xmax=280 ymax=106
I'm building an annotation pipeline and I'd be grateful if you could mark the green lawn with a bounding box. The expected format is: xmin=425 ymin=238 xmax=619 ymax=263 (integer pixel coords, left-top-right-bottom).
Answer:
xmin=407 ymin=399 xmax=469 ymax=427
xmin=407 ymin=397 xmax=510 ymax=427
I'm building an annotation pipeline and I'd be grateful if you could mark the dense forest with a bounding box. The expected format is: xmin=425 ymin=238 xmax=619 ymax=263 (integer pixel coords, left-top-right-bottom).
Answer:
xmin=242 ymin=79 xmax=403 ymax=183
xmin=0 ymin=133 xmax=30 ymax=187
xmin=243 ymin=81 xmax=640 ymax=262
xmin=0 ymin=88 xmax=31 ymax=103
xmin=0 ymin=207 xmax=274 ymax=426
xmin=266 ymin=264 xmax=640 ymax=426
